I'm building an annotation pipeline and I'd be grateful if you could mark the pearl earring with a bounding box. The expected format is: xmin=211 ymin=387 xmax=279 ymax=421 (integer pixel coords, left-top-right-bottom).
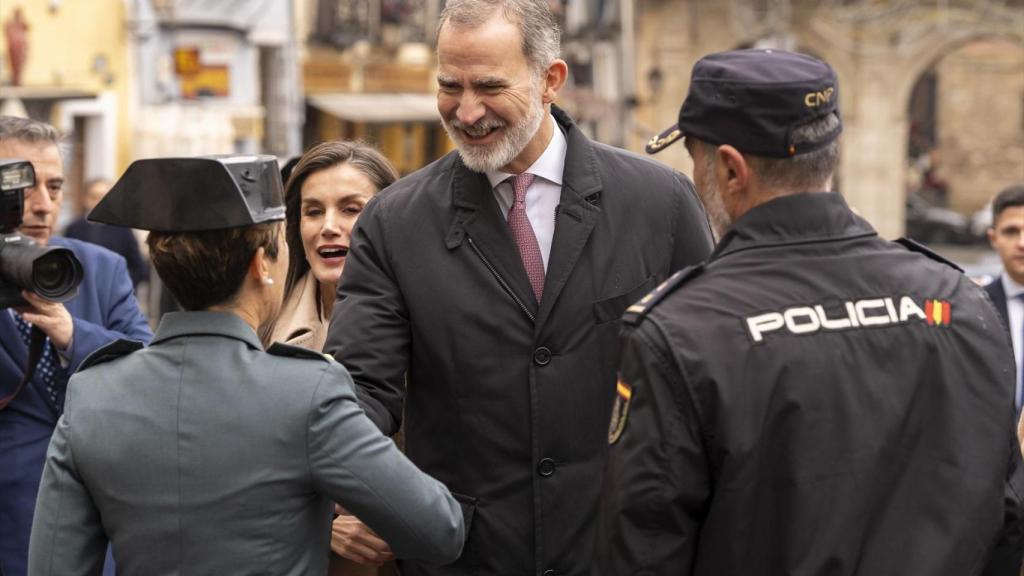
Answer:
xmin=262 ymin=277 xmax=274 ymax=286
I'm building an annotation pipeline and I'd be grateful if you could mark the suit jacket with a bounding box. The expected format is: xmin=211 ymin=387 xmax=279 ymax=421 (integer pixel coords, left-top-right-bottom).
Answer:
xmin=324 ymin=107 xmax=715 ymax=576
xmin=986 ymin=275 xmax=1010 ymax=330
xmin=269 ymin=271 xmax=328 ymax=351
xmin=0 ymin=236 xmax=151 ymax=576
xmin=64 ymin=218 xmax=149 ymax=288
xmin=28 ymin=311 xmax=464 ymax=576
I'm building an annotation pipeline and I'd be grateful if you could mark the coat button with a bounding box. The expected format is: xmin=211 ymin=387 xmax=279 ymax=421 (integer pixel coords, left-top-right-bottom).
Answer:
xmin=537 ymin=458 xmax=556 ymax=477
xmin=533 ymin=346 xmax=551 ymax=366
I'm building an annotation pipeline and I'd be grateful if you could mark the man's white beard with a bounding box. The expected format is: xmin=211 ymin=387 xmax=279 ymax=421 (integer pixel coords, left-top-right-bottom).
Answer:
xmin=443 ymin=87 xmax=545 ymax=174
xmin=699 ymin=158 xmax=733 ymax=239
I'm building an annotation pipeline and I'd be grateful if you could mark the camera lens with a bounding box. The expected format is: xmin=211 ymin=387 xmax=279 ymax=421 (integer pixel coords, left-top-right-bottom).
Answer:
xmin=0 ymin=236 xmax=83 ymax=307
xmin=31 ymin=249 xmax=83 ymax=300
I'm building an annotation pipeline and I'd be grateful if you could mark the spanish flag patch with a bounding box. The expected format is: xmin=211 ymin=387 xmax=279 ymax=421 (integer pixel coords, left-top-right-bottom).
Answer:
xmin=607 ymin=379 xmax=633 ymax=445
xmin=924 ymin=299 xmax=952 ymax=326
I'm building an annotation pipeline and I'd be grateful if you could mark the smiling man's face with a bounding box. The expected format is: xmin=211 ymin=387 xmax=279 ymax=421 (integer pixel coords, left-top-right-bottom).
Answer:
xmin=0 ymin=138 xmax=64 ymax=246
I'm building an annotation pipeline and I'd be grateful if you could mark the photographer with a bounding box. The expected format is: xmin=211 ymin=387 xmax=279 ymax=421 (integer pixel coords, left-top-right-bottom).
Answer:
xmin=0 ymin=116 xmax=151 ymax=576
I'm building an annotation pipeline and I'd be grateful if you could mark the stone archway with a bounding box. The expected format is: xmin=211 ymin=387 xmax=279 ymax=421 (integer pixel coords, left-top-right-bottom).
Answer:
xmin=901 ymin=35 xmax=1024 ymax=220
xmin=799 ymin=1 xmax=1024 ymax=238
xmin=632 ymin=1 xmax=1023 ymax=239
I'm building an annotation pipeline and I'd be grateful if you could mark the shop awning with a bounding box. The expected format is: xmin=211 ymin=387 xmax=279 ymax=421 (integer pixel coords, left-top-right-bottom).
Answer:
xmin=307 ymin=93 xmax=440 ymax=123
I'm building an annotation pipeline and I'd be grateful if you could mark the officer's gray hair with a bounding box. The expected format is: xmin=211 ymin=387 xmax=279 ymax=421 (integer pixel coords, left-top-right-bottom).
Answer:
xmin=0 ymin=115 xmax=62 ymax=146
xmin=438 ymin=0 xmax=561 ymax=73
xmin=702 ymin=113 xmax=840 ymax=193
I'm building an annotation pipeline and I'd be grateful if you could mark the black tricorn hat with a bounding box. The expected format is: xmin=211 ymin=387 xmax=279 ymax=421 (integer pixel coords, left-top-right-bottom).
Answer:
xmin=90 ymin=155 xmax=285 ymax=231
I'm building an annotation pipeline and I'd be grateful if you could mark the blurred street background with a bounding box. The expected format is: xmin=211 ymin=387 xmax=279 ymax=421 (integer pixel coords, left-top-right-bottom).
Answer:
xmin=0 ymin=0 xmax=1021 ymax=285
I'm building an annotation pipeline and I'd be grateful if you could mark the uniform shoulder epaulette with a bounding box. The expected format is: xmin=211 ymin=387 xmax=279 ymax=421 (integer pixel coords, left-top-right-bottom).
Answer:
xmin=894 ymin=237 xmax=963 ymax=273
xmin=266 ymin=342 xmax=334 ymax=363
xmin=623 ymin=263 xmax=706 ymax=326
xmin=79 ymin=339 xmax=145 ymax=371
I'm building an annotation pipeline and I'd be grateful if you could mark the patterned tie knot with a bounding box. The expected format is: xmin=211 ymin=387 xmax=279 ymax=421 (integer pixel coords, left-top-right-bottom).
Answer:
xmin=510 ymin=172 xmax=536 ymax=205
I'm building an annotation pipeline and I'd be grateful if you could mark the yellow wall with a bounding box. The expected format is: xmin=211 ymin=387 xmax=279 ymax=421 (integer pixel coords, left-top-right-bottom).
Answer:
xmin=1 ymin=0 xmax=134 ymax=172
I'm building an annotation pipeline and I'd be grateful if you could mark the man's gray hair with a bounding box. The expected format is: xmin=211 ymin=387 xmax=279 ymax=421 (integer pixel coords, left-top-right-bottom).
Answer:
xmin=438 ymin=0 xmax=561 ymax=73
xmin=0 ymin=115 xmax=62 ymax=146
xmin=702 ymin=113 xmax=841 ymax=193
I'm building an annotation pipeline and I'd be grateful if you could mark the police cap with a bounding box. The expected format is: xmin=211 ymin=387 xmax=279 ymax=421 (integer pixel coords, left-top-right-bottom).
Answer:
xmin=89 ymin=155 xmax=285 ymax=231
xmin=646 ymin=49 xmax=842 ymax=158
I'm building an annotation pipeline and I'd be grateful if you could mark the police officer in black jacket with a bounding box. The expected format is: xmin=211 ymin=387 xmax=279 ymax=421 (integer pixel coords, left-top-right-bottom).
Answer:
xmin=593 ymin=49 xmax=1024 ymax=576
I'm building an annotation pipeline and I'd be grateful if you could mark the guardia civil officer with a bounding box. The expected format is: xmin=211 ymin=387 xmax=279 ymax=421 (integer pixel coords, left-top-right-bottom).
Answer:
xmin=593 ymin=49 xmax=1024 ymax=575
xmin=27 ymin=156 xmax=464 ymax=576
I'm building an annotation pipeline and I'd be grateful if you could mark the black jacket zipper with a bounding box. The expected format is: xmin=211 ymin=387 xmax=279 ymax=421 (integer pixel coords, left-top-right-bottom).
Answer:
xmin=466 ymin=236 xmax=536 ymax=323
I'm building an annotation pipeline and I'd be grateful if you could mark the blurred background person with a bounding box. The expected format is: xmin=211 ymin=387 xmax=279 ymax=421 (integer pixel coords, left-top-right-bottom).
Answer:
xmin=29 ymin=154 xmax=464 ymax=576
xmin=64 ymin=177 xmax=149 ymax=290
xmin=261 ymin=140 xmax=400 ymax=575
xmin=0 ymin=116 xmax=151 ymax=576
xmin=985 ymin=184 xmax=1024 ymax=421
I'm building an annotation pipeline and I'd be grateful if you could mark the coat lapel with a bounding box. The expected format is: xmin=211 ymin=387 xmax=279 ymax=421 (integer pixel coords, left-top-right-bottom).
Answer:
xmin=450 ymin=160 xmax=540 ymax=318
xmin=0 ymin=311 xmax=29 ymax=392
xmin=986 ymin=276 xmax=1010 ymax=330
xmin=536 ymin=111 xmax=602 ymax=327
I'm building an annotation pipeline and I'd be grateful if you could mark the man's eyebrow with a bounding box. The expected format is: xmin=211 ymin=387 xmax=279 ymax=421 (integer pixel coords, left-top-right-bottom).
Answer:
xmin=472 ymin=77 xmax=506 ymax=88
xmin=47 ymin=177 xmax=65 ymax=187
xmin=437 ymin=75 xmax=459 ymax=85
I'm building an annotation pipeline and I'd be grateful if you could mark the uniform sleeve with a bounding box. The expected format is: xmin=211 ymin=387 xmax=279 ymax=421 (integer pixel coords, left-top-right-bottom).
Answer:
xmin=669 ymin=171 xmax=715 ymax=271
xmin=323 ymin=196 xmax=408 ymax=436
xmin=980 ymin=429 xmax=1024 ymax=575
xmin=67 ymin=255 xmax=152 ymax=372
xmin=28 ymin=397 xmax=107 ymax=576
xmin=307 ymin=362 xmax=465 ymax=565
xmin=592 ymin=319 xmax=710 ymax=575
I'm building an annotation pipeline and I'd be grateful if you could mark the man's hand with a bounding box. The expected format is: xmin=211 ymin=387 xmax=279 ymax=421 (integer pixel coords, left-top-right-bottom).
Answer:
xmin=331 ymin=505 xmax=395 ymax=565
xmin=16 ymin=290 xmax=73 ymax=350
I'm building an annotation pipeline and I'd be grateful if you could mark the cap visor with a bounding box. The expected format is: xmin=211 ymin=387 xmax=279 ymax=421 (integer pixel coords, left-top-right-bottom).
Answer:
xmin=645 ymin=124 xmax=683 ymax=154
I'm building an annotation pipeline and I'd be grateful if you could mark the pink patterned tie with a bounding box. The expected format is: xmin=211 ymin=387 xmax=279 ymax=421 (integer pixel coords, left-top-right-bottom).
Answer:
xmin=507 ymin=172 xmax=545 ymax=303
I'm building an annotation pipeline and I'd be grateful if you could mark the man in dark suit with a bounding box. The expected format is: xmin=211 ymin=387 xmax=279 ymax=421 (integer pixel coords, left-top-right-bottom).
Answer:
xmin=64 ymin=178 xmax=149 ymax=289
xmin=322 ymin=1 xmax=714 ymax=574
xmin=986 ymin=183 xmax=1024 ymax=418
xmin=0 ymin=116 xmax=152 ymax=576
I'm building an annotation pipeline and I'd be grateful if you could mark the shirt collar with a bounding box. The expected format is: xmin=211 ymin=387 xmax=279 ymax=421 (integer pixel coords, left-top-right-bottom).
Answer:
xmin=485 ymin=113 xmax=567 ymax=189
xmin=713 ymin=192 xmax=878 ymax=259
xmin=151 ymin=310 xmax=264 ymax=350
xmin=1002 ymin=273 xmax=1024 ymax=300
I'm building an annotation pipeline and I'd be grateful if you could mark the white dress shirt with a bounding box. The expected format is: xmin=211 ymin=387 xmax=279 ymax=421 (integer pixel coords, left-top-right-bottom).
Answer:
xmin=1001 ymin=274 xmax=1024 ymax=409
xmin=486 ymin=114 xmax=567 ymax=272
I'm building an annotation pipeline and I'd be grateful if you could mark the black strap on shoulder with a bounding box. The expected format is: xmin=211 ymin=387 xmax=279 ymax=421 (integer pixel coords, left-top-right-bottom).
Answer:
xmin=0 ymin=325 xmax=46 ymax=412
xmin=267 ymin=342 xmax=332 ymax=362
xmin=894 ymin=237 xmax=963 ymax=272
xmin=623 ymin=264 xmax=706 ymax=326
xmin=79 ymin=339 xmax=145 ymax=372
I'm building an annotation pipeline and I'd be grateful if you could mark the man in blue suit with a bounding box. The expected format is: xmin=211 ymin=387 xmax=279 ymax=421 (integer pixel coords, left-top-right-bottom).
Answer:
xmin=0 ymin=116 xmax=152 ymax=576
xmin=985 ymin=184 xmax=1024 ymax=420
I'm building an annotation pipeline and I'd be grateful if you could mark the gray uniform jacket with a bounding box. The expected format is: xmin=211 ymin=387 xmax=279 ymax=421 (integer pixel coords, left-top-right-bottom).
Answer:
xmin=28 ymin=311 xmax=464 ymax=576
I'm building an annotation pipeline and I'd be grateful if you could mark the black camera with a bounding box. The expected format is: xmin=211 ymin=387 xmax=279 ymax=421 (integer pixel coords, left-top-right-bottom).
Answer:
xmin=0 ymin=158 xmax=83 ymax=309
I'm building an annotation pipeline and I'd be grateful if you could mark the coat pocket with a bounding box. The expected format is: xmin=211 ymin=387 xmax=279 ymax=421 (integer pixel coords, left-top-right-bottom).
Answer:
xmin=592 ymin=275 xmax=657 ymax=324
xmin=449 ymin=492 xmax=478 ymax=567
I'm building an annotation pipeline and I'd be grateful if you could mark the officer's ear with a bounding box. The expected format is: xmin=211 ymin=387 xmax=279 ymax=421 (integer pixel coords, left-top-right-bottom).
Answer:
xmin=249 ymin=246 xmax=270 ymax=286
xmin=715 ymin=144 xmax=751 ymax=204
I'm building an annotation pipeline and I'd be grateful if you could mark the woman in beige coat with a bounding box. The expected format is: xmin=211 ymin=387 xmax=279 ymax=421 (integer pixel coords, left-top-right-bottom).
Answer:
xmin=262 ymin=141 xmax=399 ymax=575
xmin=264 ymin=141 xmax=397 ymax=350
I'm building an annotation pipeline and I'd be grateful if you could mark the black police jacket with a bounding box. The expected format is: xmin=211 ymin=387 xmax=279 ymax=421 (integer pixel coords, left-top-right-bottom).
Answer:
xmin=594 ymin=192 xmax=1024 ymax=575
